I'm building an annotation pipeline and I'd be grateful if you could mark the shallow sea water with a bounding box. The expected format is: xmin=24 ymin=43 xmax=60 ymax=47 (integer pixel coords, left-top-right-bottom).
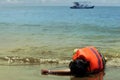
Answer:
xmin=0 ymin=64 xmax=120 ymax=80
xmin=0 ymin=6 xmax=120 ymax=80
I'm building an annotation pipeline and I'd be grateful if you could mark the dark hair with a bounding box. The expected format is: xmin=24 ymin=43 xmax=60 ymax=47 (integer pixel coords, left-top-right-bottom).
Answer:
xmin=69 ymin=59 xmax=89 ymax=77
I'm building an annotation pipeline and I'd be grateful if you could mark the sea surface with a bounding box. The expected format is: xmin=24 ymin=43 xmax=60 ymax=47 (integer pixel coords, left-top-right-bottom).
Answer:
xmin=0 ymin=6 xmax=120 ymax=80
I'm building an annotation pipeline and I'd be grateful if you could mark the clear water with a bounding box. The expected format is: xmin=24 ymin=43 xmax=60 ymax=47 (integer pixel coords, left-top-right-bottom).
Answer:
xmin=0 ymin=64 xmax=120 ymax=80
xmin=0 ymin=6 xmax=120 ymax=58
xmin=0 ymin=6 xmax=120 ymax=80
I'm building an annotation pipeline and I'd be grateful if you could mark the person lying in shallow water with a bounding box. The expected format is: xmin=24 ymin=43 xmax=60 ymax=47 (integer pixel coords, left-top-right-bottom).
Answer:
xmin=41 ymin=46 xmax=107 ymax=77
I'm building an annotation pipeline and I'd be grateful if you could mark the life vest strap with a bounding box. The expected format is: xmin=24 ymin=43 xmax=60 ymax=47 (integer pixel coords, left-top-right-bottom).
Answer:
xmin=90 ymin=48 xmax=102 ymax=71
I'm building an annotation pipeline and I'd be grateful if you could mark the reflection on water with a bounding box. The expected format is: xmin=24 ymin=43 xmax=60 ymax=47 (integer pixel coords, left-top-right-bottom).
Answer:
xmin=71 ymin=71 xmax=105 ymax=80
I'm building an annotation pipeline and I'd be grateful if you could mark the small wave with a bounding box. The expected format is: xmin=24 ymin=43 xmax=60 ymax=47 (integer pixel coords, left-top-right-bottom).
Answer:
xmin=20 ymin=24 xmax=42 ymax=27
xmin=0 ymin=22 xmax=42 ymax=27
xmin=0 ymin=56 xmax=71 ymax=65
xmin=106 ymin=58 xmax=120 ymax=67
xmin=0 ymin=56 xmax=120 ymax=67
xmin=0 ymin=22 xmax=14 ymax=26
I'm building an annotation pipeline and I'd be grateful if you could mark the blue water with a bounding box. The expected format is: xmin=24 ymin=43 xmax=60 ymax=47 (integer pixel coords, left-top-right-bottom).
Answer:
xmin=0 ymin=6 xmax=120 ymax=58
xmin=0 ymin=6 xmax=120 ymax=80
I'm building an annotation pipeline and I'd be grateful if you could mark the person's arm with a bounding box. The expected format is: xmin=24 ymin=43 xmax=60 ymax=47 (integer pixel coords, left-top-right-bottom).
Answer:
xmin=41 ymin=69 xmax=71 ymax=75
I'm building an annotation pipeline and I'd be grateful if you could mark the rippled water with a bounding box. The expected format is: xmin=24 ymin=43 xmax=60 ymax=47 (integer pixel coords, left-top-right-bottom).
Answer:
xmin=0 ymin=6 xmax=120 ymax=80
xmin=0 ymin=6 xmax=120 ymax=58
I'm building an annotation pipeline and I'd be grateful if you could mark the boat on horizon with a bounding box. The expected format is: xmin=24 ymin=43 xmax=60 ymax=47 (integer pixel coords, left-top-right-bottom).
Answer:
xmin=70 ymin=2 xmax=94 ymax=9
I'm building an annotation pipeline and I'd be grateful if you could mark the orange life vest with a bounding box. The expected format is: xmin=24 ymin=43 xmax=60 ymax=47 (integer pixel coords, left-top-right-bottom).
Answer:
xmin=72 ymin=46 xmax=103 ymax=73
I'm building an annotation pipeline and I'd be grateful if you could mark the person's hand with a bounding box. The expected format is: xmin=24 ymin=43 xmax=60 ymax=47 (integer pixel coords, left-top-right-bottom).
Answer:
xmin=41 ymin=69 xmax=49 ymax=75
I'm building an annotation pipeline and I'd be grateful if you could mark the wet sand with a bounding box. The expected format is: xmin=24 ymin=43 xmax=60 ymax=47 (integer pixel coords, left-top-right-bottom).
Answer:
xmin=0 ymin=64 xmax=120 ymax=80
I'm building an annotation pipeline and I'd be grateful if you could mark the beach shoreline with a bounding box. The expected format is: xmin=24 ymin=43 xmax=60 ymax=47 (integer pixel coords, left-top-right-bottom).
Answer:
xmin=0 ymin=63 xmax=120 ymax=80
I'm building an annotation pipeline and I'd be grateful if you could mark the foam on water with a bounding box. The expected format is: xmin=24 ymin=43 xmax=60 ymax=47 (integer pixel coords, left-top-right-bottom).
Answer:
xmin=0 ymin=55 xmax=120 ymax=67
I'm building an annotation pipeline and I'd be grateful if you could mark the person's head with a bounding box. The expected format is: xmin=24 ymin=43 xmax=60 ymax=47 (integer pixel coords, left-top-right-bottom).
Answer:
xmin=69 ymin=59 xmax=89 ymax=77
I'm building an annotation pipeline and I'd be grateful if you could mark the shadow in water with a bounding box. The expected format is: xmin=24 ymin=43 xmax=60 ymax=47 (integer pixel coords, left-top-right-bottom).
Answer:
xmin=70 ymin=71 xmax=105 ymax=80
